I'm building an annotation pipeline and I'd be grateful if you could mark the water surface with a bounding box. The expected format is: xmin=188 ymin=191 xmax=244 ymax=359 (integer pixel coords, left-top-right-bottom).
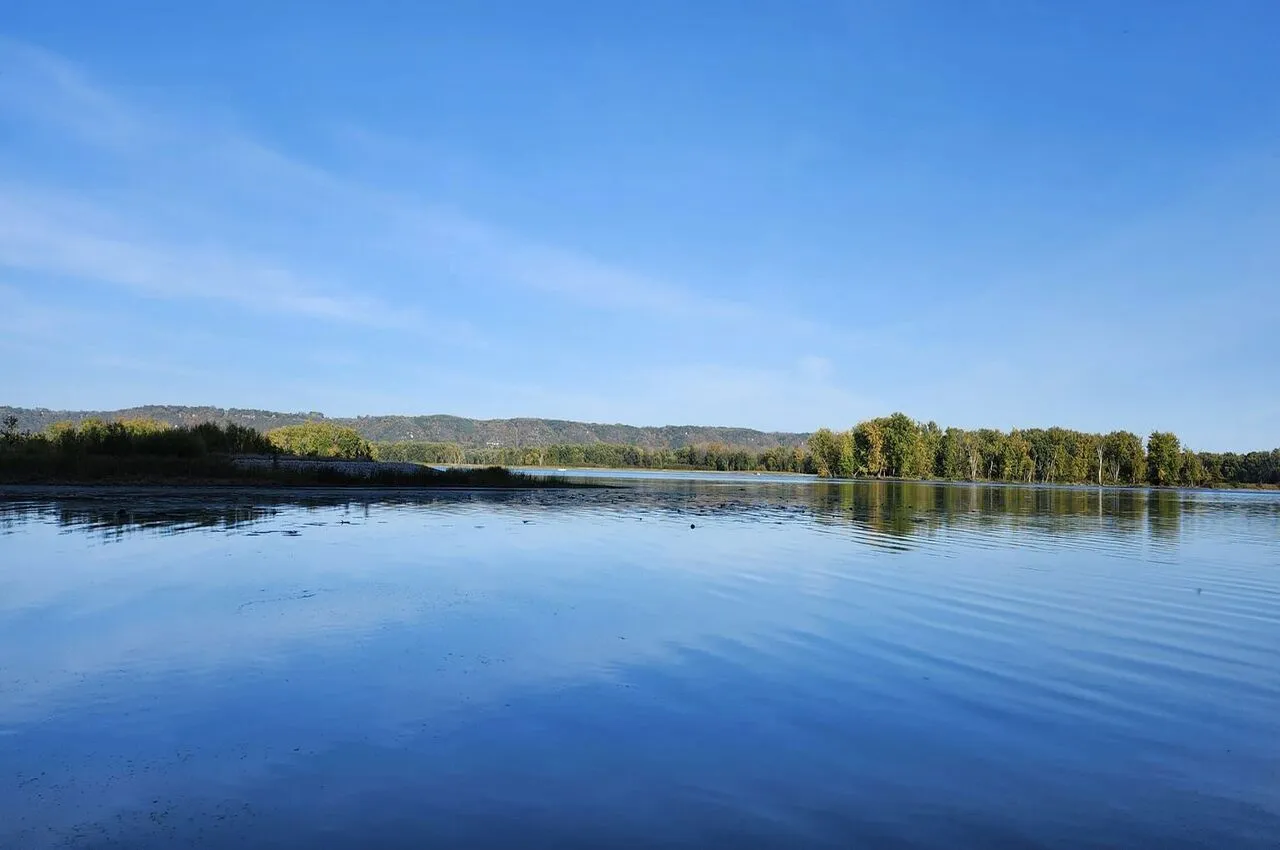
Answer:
xmin=2 ymin=480 xmax=1278 ymax=848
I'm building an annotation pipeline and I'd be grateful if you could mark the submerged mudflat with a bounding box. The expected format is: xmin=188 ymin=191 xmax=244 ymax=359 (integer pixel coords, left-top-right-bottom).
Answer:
xmin=2 ymin=477 xmax=1278 ymax=848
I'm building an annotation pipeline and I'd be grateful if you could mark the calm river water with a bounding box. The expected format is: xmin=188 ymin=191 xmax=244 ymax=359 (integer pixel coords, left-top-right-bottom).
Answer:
xmin=2 ymin=478 xmax=1278 ymax=848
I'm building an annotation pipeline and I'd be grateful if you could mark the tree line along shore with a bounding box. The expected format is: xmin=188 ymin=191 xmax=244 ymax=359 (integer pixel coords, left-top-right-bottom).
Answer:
xmin=379 ymin=417 xmax=1278 ymax=489
xmin=4 ymin=415 xmax=1272 ymax=489
xmin=801 ymin=414 xmax=1278 ymax=488
xmin=0 ymin=417 xmax=547 ymax=487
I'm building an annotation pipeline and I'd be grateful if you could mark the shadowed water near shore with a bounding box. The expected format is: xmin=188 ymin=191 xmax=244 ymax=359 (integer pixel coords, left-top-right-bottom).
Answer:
xmin=2 ymin=477 xmax=1278 ymax=848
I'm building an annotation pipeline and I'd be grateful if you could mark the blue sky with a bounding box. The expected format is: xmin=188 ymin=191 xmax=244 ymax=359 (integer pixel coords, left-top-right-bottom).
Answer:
xmin=2 ymin=1 xmax=1277 ymax=450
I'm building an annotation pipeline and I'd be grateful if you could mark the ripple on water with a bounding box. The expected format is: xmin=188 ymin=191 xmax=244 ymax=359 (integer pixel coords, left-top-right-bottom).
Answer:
xmin=1 ymin=481 xmax=1278 ymax=848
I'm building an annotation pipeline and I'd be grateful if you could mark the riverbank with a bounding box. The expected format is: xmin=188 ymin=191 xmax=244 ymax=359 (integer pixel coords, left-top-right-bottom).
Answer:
xmin=0 ymin=455 xmax=587 ymax=488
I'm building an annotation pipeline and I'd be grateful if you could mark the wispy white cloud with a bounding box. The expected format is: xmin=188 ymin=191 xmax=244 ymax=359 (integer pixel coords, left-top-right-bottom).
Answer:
xmin=0 ymin=41 xmax=481 ymax=342
xmin=0 ymin=37 xmax=827 ymax=341
xmin=386 ymin=204 xmax=824 ymax=332
xmin=0 ymin=187 xmax=442 ymax=331
xmin=0 ymin=37 xmax=145 ymax=148
xmin=0 ymin=37 xmax=879 ymax=431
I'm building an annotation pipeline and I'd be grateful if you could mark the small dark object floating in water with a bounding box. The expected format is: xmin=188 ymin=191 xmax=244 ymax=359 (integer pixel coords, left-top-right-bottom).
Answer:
xmin=690 ymin=523 xmax=696 ymax=529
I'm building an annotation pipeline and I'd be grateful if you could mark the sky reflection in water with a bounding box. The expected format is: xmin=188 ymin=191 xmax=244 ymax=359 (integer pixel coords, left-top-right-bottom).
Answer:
xmin=2 ymin=480 xmax=1278 ymax=848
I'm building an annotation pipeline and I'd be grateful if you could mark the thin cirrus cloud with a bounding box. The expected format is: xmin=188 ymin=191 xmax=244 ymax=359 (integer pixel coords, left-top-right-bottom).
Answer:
xmin=0 ymin=188 xmax=442 ymax=332
xmin=0 ymin=41 xmax=476 ymax=341
xmin=386 ymin=204 xmax=823 ymax=332
xmin=0 ymin=37 xmax=143 ymax=147
xmin=0 ymin=38 xmax=824 ymax=348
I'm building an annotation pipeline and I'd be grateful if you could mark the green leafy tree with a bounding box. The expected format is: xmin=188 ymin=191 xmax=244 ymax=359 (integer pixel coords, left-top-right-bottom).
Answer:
xmin=853 ymin=420 xmax=886 ymax=477
xmin=976 ymin=429 xmax=1005 ymax=480
xmin=837 ymin=431 xmax=855 ymax=478
xmin=1179 ymin=449 xmax=1206 ymax=487
xmin=881 ymin=413 xmax=922 ymax=478
xmin=1002 ymin=430 xmax=1034 ymax=482
xmin=808 ymin=428 xmax=841 ymax=478
xmin=1146 ymin=432 xmax=1181 ymax=486
xmin=918 ymin=421 xmax=943 ymax=478
xmin=118 ymin=418 xmax=171 ymax=436
xmin=962 ymin=430 xmax=987 ymax=480
xmin=940 ymin=427 xmax=967 ymax=479
xmin=1099 ymin=431 xmax=1145 ymax=485
xmin=267 ymin=422 xmax=373 ymax=460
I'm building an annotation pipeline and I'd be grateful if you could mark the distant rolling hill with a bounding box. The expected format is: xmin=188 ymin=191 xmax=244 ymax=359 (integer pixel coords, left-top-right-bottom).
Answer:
xmin=1 ymin=405 xmax=810 ymax=450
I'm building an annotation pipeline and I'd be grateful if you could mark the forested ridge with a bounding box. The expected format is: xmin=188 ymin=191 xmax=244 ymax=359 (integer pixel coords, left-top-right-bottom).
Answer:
xmin=0 ymin=406 xmax=806 ymax=450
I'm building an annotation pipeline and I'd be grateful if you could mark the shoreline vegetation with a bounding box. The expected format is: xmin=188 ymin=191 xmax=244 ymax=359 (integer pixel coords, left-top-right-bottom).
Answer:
xmin=0 ymin=418 xmax=573 ymax=488
xmin=374 ymin=414 xmax=1279 ymax=490
xmin=2 ymin=413 xmax=1277 ymax=490
xmin=800 ymin=414 xmax=1280 ymax=490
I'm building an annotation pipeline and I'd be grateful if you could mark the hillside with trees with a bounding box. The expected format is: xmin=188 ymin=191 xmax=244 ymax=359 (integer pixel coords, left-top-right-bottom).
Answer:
xmin=0 ymin=406 xmax=808 ymax=450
